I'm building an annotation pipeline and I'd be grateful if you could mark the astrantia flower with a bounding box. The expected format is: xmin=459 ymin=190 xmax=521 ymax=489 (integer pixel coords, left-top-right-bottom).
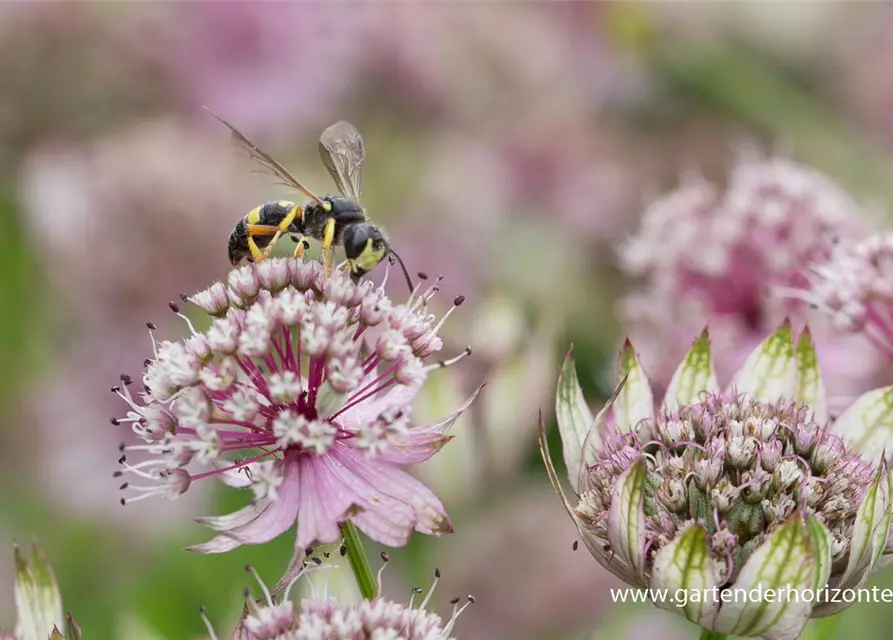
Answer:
xmin=6 ymin=543 xmax=79 ymax=640
xmin=201 ymin=562 xmax=473 ymax=640
xmin=542 ymin=323 xmax=893 ymax=640
xmin=113 ymin=258 xmax=477 ymax=581
xmin=619 ymin=151 xmax=875 ymax=393
xmin=793 ymin=231 xmax=893 ymax=359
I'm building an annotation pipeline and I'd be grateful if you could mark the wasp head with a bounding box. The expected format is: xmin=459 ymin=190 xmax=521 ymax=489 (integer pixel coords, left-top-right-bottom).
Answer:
xmin=343 ymin=223 xmax=388 ymax=281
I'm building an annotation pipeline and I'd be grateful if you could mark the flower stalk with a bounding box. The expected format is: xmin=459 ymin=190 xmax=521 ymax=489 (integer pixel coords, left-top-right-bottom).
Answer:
xmin=699 ymin=630 xmax=726 ymax=640
xmin=340 ymin=520 xmax=377 ymax=600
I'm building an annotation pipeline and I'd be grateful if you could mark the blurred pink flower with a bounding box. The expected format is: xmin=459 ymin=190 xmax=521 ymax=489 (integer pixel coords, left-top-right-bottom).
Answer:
xmin=370 ymin=3 xmax=639 ymax=123
xmin=618 ymin=150 xmax=882 ymax=403
xmin=795 ymin=232 xmax=893 ymax=360
xmin=149 ymin=2 xmax=382 ymax=138
xmin=0 ymin=3 xmax=174 ymax=163
xmin=19 ymin=119 xmax=266 ymax=524
xmin=20 ymin=118 xmax=267 ymax=322
xmin=116 ymin=259 xmax=478 ymax=586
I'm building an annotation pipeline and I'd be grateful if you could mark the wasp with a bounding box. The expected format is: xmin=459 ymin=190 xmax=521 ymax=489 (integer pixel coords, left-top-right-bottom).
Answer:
xmin=209 ymin=109 xmax=413 ymax=290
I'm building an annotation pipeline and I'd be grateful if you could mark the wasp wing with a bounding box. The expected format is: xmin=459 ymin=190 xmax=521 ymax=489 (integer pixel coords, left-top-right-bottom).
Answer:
xmin=205 ymin=107 xmax=321 ymax=203
xmin=319 ymin=121 xmax=365 ymax=206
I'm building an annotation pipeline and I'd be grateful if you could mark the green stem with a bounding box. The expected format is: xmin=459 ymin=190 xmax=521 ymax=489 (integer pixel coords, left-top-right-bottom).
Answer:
xmin=341 ymin=520 xmax=377 ymax=600
xmin=698 ymin=630 xmax=727 ymax=640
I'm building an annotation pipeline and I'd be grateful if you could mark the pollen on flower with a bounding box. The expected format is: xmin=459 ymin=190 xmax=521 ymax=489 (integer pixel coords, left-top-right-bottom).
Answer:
xmin=577 ymin=392 xmax=875 ymax=581
xmin=111 ymin=257 xmax=479 ymax=557
xmin=200 ymin=560 xmax=473 ymax=640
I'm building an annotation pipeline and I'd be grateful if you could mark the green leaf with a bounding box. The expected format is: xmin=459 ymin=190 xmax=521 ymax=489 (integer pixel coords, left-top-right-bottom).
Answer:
xmin=555 ymin=347 xmax=595 ymax=491
xmin=615 ymin=340 xmax=654 ymax=434
xmin=795 ymin=329 xmax=827 ymax=424
xmin=607 ymin=458 xmax=647 ymax=581
xmin=731 ymin=321 xmax=795 ymax=403
xmin=832 ymin=386 xmax=893 ymax=463
xmin=650 ymin=524 xmax=719 ymax=626
xmin=713 ymin=517 xmax=815 ymax=640
xmin=664 ymin=329 xmax=718 ymax=411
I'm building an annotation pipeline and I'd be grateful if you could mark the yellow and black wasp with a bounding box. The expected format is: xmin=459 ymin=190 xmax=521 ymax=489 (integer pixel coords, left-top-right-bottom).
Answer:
xmin=209 ymin=109 xmax=413 ymax=289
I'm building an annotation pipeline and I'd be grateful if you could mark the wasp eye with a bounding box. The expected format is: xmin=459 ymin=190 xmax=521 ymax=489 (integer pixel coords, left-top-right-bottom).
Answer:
xmin=344 ymin=226 xmax=371 ymax=260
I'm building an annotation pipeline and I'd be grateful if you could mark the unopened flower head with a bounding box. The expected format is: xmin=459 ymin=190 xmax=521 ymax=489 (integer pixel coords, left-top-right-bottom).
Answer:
xmin=619 ymin=151 xmax=871 ymax=386
xmin=7 ymin=543 xmax=79 ymax=640
xmin=791 ymin=231 xmax=893 ymax=358
xmin=544 ymin=322 xmax=893 ymax=640
xmin=201 ymin=560 xmax=473 ymax=640
xmin=112 ymin=258 xmax=478 ymax=582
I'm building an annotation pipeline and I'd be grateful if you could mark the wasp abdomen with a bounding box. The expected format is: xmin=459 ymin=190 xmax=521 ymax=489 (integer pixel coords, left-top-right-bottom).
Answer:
xmin=250 ymin=200 xmax=299 ymax=229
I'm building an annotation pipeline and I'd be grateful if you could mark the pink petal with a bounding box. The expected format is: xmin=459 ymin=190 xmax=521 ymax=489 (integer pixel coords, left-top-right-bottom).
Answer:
xmin=332 ymin=443 xmax=452 ymax=537
xmin=378 ymin=385 xmax=482 ymax=465
xmin=337 ymin=383 xmax=421 ymax=429
xmin=316 ymin=447 xmax=417 ymax=544
xmin=294 ymin=455 xmax=348 ymax=551
xmin=187 ymin=461 xmax=301 ymax=553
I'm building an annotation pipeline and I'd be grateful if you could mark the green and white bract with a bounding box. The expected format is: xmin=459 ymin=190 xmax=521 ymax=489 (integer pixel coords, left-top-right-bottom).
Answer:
xmin=542 ymin=323 xmax=893 ymax=640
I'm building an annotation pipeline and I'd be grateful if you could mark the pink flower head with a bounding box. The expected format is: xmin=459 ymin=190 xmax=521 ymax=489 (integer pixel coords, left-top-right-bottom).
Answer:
xmin=619 ymin=151 xmax=874 ymax=392
xmin=201 ymin=561 xmax=473 ymax=640
xmin=113 ymin=258 xmax=478 ymax=573
xmin=794 ymin=231 xmax=893 ymax=358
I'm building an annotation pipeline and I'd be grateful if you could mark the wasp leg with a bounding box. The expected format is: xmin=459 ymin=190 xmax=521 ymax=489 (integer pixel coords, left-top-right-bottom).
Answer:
xmin=263 ymin=204 xmax=303 ymax=259
xmin=246 ymin=224 xmax=280 ymax=262
xmin=321 ymin=217 xmax=336 ymax=276
xmin=292 ymin=234 xmax=309 ymax=259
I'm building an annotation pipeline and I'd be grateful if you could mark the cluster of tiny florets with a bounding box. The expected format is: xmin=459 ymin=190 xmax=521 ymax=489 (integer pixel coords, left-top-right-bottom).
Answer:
xmin=204 ymin=563 xmax=473 ymax=640
xmin=576 ymin=392 xmax=874 ymax=582
xmin=111 ymin=258 xmax=466 ymax=503
xmin=620 ymin=155 xmax=868 ymax=334
xmin=796 ymin=232 xmax=893 ymax=353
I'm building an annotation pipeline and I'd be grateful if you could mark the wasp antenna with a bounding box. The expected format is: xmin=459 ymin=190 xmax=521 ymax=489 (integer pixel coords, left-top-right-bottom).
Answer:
xmin=388 ymin=249 xmax=415 ymax=294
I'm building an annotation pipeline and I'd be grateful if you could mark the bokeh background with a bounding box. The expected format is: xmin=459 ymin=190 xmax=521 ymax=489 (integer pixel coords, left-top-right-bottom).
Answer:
xmin=3 ymin=2 xmax=893 ymax=638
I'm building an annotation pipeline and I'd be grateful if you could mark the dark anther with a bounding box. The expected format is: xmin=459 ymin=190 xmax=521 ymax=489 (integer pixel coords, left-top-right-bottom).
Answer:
xmin=450 ymin=597 xmax=460 ymax=605
xmin=120 ymin=374 xmax=133 ymax=385
xmin=468 ymin=595 xmax=475 ymax=604
xmin=146 ymin=321 xmax=157 ymax=330
xmin=143 ymin=358 xmax=152 ymax=368
xmin=110 ymin=386 xmax=121 ymax=393
xmin=464 ymin=346 xmax=472 ymax=356
xmin=572 ymin=540 xmax=579 ymax=551
xmin=244 ymin=564 xmax=253 ymax=572
xmin=417 ymin=272 xmax=429 ymax=280
xmin=112 ymin=471 xmax=123 ymax=478
xmin=119 ymin=482 xmax=129 ymax=490
xmin=339 ymin=545 xmax=347 ymax=556
xmin=110 ymin=417 xmax=120 ymax=426
xmin=311 ymin=557 xmax=322 ymax=566
xmin=180 ymin=293 xmax=189 ymax=302
xmin=412 ymin=587 xmax=423 ymax=594
xmin=169 ymin=301 xmax=181 ymax=313
xmin=302 ymin=239 xmax=310 ymax=249
xmin=120 ymin=498 xmax=126 ymax=506
xmin=305 ymin=547 xmax=314 ymax=556
xmin=323 ymin=552 xmax=330 ymax=559
xmin=199 ymin=605 xmax=207 ymax=614
xmin=454 ymin=295 xmax=466 ymax=306
xmin=381 ymin=552 xmax=390 ymax=562
xmin=434 ymin=567 xmax=441 ymax=578
xmin=118 ymin=454 xmax=126 ymax=464
xmin=118 ymin=442 xmax=127 ymax=452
